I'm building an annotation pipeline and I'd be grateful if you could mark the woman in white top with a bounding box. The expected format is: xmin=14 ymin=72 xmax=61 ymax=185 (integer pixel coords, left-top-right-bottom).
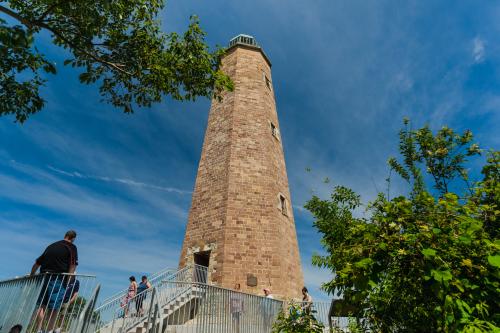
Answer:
xmin=301 ymin=286 xmax=313 ymax=314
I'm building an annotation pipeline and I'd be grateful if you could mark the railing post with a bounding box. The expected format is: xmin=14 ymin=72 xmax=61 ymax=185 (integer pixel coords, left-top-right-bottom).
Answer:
xmin=78 ymin=285 xmax=101 ymax=333
xmin=146 ymin=287 xmax=156 ymax=333
xmin=150 ymin=301 xmax=160 ymax=333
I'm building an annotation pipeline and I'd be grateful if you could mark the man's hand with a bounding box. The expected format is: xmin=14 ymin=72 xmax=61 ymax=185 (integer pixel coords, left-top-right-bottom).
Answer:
xmin=30 ymin=262 xmax=40 ymax=276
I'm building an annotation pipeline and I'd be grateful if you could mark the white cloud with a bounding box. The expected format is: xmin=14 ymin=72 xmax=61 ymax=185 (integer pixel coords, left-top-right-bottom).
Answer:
xmin=47 ymin=165 xmax=192 ymax=195
xmin=293 ymin=204 xmax=307 ymax=213
xmin=2 ymin=160 xmax=188 ymax=230
xmin=0 ymin=217 xmax=181 ymax=298
xmin=473 ymin=36 xmax=485 ymax=63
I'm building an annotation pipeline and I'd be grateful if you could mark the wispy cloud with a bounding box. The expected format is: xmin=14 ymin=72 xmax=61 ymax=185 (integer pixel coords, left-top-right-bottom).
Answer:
xmin=47 ymin=165 xmax=191 ymax=195
xmin=2 ymin=160 xmax=189 ymax=230
xmin=2 ymin=0 xmax=499 ymax=301
xmin=472 ymin=36 xmax=486 ymax=63
xmin=0 ymin=217 xmax=181 ymax=298
xmin=293 ymin=204 xmax=307 ymax=213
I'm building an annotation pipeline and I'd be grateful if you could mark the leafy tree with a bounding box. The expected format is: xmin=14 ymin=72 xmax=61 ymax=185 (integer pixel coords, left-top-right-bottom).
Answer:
xmin=306 ymin=120 xmax=499 ymax=332
xmin=0 ymin=0 xmax=233 ymax=122
xmin=65 ymin=295 xmax=86 ymax=317
xmin=56 ymin=296 xmax=87 ymax=330
xmin=272 ymin=303 xmax=324 ymax=333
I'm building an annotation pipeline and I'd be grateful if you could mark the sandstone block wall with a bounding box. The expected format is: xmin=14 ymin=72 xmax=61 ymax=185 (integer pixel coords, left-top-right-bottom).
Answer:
xmin=179 ymin=43 xmax=304 ymax=300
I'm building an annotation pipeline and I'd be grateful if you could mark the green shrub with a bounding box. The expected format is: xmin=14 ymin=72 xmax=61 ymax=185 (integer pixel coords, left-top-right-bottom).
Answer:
xmin=306 ymin=121 xmax=499 ymax=332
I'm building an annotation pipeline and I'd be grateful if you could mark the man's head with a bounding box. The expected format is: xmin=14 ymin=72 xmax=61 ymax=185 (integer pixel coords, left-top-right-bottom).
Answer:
xmin=9 ymin=325 xmax=22 ymax=333
xmin=234 ymin=283 xmax=241 ymax=291
xmin=141 ymin=275 xmax=148 ymax=282
xmin=263 ymin=288 xmax=271 ymax=296
xmin=64 ymin=230 xmax=77 ymax=242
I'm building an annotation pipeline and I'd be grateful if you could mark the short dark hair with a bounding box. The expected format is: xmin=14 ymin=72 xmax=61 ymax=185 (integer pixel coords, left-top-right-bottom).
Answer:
xmin=65 ymin=230 xmax=77 ymax=240
xmin=129 ymin=276 xmax=136 ymax=282
xmin=9 ymin=325 xmax=23 ymax=333
xmin=141 ymin=275 xmax=147 ymax=280
xmin=302 ymin=287 xmax=308 ymax=293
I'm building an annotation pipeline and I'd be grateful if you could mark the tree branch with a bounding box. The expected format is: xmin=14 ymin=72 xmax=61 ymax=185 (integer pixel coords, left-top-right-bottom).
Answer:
xmin=0 ymin=4 xmax=132 ymax=76
xmin=0 ymin=5 xmax=34 ymax=28
xmin=37 ymin=1 xmax=63 ymax=22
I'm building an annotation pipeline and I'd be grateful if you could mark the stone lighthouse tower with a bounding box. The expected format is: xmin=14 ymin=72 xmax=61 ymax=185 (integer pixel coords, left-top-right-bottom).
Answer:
xmin=179 ymin=35 xmax=304 ymax=299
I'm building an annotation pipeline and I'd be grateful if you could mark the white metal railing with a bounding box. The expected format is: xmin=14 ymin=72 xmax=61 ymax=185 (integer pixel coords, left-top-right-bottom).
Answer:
xmin=0 ymin=267 xmax=344 ymax=333
xmin=0 ymin=273 xmax=99 ymax=333
xmin=151 ymin=281 xmax=282 ymax=333
xmin=309 ymin=301 xmax=350 ymax=332
xmin=91 ymin=265 xmax=285 ymax=333
xmin=281 ymin=301 xmax=354 ymax=332
xmin=96 ymin=267 xmax=177 ymax=310
xmin=101 ymin=286 xmax=157 ymax=333
xmin=91 ymin=265 xmax=208 ymax=333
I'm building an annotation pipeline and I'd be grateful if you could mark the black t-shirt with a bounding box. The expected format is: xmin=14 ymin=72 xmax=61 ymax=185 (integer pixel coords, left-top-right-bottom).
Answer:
xmin=36 ymin=240 xmax=78 ymax=273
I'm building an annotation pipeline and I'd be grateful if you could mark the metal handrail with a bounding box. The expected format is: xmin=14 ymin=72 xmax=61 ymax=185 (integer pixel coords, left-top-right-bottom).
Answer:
xmin=0 ymin=272 xmax=97 ymax=284
xmin=283 ymin=300 xmax=353 ymax=332
xmin=92 ymin=264 xmax=208 ymax=333
xmin=96 ymin=267 xmax=176 ymax=308
xmin=156 ymin=281 xmax=284 ymax=333
xmin=0 ymin=273 xmax=98 ymax=333
xmin=75 ymin=284 xmax=101 ymax=333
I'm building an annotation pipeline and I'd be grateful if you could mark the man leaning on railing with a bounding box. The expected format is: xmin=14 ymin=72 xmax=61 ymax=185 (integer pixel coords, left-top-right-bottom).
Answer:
xmin=29 ymin=230 xmax=79 ymax=333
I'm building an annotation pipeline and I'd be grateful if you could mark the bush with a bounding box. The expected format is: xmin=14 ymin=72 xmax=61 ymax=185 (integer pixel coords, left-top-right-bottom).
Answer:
xmin=306 ymin=121 xmax=499 ymax=332
xmin=272 ymin=303 xmax=324 ymax=333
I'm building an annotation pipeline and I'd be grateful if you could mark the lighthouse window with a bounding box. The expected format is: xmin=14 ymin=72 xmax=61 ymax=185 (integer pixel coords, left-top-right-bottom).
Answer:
xmin=279 ymin=194 xmax=288 ymax=216
xmin=270 ymin=122 xmax=280 ymax=140
xmin=265 ymin=75 xmax=272 ymax=90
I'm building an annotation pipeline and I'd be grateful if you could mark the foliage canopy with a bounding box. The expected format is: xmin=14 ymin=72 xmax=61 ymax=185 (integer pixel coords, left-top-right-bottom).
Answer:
xmin=0 ymin=0 xmax=233 ymax=122
xmin=306 ymin=121 xmax=499 ymax=332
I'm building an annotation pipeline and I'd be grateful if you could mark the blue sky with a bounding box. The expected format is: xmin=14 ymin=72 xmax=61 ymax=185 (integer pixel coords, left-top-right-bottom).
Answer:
xmin=1 ymin=0 xmax=499 ymax=302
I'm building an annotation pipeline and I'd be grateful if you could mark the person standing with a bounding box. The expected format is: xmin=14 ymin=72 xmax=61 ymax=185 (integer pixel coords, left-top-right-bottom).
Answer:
xmin=30 ymin=230 xmax=78 ymax=333
xmin=301 ymin=287 xmax=313 ymax=315
xmin=263 ymin=288 xmax=274 ymax=299
xmin=230 ymin=283 xmax=244 ymax=333
xmin=122 ymin=276 xmax=137 ymax=317
xmin=135 ymin=276 xmax=152 ymax=316
xmin=262 ymin=288 xmax=274 ymax=331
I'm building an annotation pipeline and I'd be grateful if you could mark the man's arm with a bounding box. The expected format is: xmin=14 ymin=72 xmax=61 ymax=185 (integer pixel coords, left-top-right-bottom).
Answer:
xmin=68 ymin=245 xmax=78 ymax=274
xmin=32 ymin=250 xmax=46 ymax=276
xmin=30 ymin=262 xmax=40 ymax=276
xmin=69 ymin=292 xmax=78 ymax=304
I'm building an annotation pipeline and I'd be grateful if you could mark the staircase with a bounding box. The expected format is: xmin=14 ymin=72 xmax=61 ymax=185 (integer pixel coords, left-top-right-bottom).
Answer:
xmin=92 ymin=265 xmax=283 ymax=333
xmin=92 ymin=265 xmax=207 ymax=333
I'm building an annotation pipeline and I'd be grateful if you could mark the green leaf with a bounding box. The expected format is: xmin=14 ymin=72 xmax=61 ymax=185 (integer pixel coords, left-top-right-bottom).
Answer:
xmin=43 ymin=63 xmax=57 ymax=74
xmin=354 ymin=258 xmax=373 ymax=269
xmin=458 ymin=235 xmax=472 ymax=244
xmin=431 ymin=269 xmax=453 ymax=283
xmin=487 ymin=255 xmax=500 ymax=268
xmin=421 ymin=248 xmax=437 ymax=258
xmin=378 ymin=242 xmax=388 ymax=250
